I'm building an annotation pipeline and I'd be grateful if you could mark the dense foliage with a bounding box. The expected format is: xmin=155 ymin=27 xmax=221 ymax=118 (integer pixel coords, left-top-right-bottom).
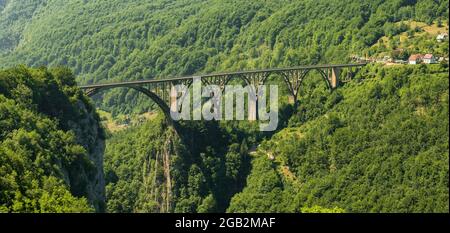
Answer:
xmin=104 ymin=115 xmax=270 ymax=213
xmin=0 ymin=0 xmax=448 ymax=116
xmin=0 ymin=66 xmax=104 ymax=212
xmin=104 ymin=64 xmax=449 ymax=213
xmin=228 ymin=64 xmax=449 ymax=213
xmin=0 ymin=0 xmax=448 ymax=213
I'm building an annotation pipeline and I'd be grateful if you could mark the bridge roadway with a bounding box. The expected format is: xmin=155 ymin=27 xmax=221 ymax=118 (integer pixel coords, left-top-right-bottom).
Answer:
xmin=79 ymin=63 xmax=366 ymax=89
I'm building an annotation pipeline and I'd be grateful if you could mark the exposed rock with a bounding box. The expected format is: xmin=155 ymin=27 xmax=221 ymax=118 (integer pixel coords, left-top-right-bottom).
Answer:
xmin=64 ymin=100 xmax=106 ymax=212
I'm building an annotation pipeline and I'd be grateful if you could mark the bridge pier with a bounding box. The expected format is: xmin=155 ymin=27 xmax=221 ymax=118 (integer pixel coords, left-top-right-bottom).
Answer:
xmin=248 ymin=97 xmax=258 ymax=121
xmin=288 ymin=95 xmax=295 ymax=104
xmin=288 ymin=92 xmax=299 ymax=107
xmin=330 ymin=67 xmax=340 ymax=89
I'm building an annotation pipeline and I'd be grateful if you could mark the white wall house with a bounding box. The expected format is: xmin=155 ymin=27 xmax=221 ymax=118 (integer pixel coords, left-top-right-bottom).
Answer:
xmin=437 ymin=33 xmax=448 ymax=42
xmin=408 ymin=54 xmax=422 ymax=64
xmin=423 ymin=54 xmax=436 ymax=64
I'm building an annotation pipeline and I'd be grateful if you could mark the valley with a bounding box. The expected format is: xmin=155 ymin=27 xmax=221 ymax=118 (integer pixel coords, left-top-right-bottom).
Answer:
xmin=0 ymin=0 xmax=448 ymax=213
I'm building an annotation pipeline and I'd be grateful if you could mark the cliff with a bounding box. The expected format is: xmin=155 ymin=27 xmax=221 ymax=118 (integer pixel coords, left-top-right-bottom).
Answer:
xmin=0 ymin=66 xmax=105 ymax=212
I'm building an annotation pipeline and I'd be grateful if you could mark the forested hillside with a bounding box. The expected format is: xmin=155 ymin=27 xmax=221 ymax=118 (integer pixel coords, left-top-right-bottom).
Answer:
xmin=0 ymin=0 xmax=448 ymax=116
xmin=103 ymin=64 xmax=449 ymax=213
xmin=0 ymin=66 xmax=105 ymax=212
xmin=0 ymin=0 xmax=448 ymax=213
xmin=228 ymin=64 xmax=449 ymax=213
xmin=104 ymin=116 xmax=268 ymax=212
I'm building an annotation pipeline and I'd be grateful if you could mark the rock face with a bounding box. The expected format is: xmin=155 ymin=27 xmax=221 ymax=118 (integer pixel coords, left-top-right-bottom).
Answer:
xmin=104 ymin=117 xmax=185 ymax=213
xmin=65 ymin=100 xmax=106 ymax=212
xmin=104 ymin=119 xmax=253 ymax=213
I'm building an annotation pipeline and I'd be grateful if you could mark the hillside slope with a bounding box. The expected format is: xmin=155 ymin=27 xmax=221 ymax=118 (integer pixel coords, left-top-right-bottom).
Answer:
xmin=0 ymin=66 xmax=105 ymax=212
xmin=104 ymin=117 xmax=263 ymax=213
xmin=0 ymin=0 xmax=448 ymax=116
xmin=0 ymin=0 xmax=448 ymax=214
xmin=228 ymin=64 xmax=449 ymax=213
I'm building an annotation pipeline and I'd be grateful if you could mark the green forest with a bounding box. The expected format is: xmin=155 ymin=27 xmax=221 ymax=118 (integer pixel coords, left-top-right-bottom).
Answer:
xmin=0 ymin=66 xmax=105 ymax=212
xmin=228 ymin=64 xmax=449 ymax=212
xmin=0 ymin=0 xmax=449 ymax=213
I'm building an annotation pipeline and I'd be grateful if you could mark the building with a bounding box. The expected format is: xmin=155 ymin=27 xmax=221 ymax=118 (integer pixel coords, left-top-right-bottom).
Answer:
xmin=423 ymin=54 xmax=436 ymax=64
xmin=408 ymin=54 xmax=422 ymax=64
xmin=436 ymin=33 xmax=448 ymax=42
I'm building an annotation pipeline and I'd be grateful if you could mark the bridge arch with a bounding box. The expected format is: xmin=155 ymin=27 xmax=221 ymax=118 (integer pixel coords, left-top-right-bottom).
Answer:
xmin=279 ymin=68 xmax=334 ymax=106
xmin=85 ymin=85 xmax=173 ymax=125
xmin=80 ymin=64 xmax=366 ymax=123
xmin=311 ymin=68 xmax=333 ymax=90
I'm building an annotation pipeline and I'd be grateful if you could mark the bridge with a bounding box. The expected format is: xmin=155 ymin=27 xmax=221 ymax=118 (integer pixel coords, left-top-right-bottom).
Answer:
xmin=79 ymin=63 xmax=366 ymax=121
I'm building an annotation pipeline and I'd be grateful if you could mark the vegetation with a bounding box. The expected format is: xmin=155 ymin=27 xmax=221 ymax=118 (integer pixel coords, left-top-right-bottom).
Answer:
xmin=104 ymin=115 xmax=266 ymax=213
xmin=228 ymin=64 xmax=449 ymax=213
xmin=0 ymin=0 xmax=448 ymax=116
xmin=0 ymin=66 xmax=105 ymax=212
xmin=0 ymin=0 xmax=448 ymax=213
xmin=367 ymin=21 xmax=449 ymax=60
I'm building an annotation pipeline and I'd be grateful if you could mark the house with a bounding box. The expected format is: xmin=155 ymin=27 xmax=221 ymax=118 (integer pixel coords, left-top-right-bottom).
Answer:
xmin=423 ymin=54 xmax=436 ymax=64
xmin=436 ymin=33 xmax=448 ymax=42
xmin=408 ymin=54 xmax=422 ymax=64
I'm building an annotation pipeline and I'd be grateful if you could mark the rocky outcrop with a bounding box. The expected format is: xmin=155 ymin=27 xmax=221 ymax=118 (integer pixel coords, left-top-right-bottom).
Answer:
xmin=65 ymin=100 xmax=106 ymax=212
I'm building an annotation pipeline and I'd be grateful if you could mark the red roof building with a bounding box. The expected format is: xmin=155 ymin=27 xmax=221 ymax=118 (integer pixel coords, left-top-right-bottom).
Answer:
xmin=408 ymin=54 xmax=422 ymax=64
xmin=423 ymin=54 xmax=436 ymax=64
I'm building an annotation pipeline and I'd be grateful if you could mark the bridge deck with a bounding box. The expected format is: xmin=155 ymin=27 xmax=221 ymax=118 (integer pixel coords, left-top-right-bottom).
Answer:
xmin=79 ymin=63 xmax=366 ymax=89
